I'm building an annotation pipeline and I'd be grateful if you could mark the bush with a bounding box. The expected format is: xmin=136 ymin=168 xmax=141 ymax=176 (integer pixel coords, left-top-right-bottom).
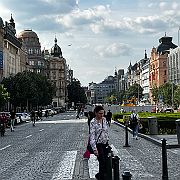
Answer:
xmin=112 ymin=112 xmax=180 ymax=135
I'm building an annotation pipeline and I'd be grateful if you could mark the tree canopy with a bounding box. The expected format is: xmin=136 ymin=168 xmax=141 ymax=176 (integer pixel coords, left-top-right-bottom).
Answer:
xmin=1 ymin=71 xmax=55 ymax=110
xmin=0 ymin=84 xmax=10 ymax=110
xmin=151 ymin=82 xmax=179 ymax=108
xmin=67 ymin=78 xmax=87 ymax=107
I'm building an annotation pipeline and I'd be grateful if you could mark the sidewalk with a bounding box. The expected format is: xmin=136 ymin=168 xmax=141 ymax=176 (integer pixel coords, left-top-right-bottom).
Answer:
xmin=112 ymin=121 xmax=180 ymax=180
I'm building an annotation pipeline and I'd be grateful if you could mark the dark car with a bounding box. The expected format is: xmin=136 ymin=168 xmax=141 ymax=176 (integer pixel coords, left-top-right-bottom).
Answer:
xmin=164 ymin=108 xmax=174 ymax=113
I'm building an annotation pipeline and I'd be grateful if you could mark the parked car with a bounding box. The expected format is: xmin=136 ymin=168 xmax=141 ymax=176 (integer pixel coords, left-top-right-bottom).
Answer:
xmin=16 ymin=112 xmax=31 ymax=123
xmin=163 ymin=108 xmax=174 ymax=113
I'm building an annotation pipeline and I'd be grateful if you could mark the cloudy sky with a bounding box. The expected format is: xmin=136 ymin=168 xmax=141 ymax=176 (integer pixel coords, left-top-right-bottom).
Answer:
xmin=0 ymin=0 xmax=180 ymax=86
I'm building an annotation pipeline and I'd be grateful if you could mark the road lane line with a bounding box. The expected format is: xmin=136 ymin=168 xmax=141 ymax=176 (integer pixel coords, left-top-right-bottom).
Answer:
xmin=88 ymin=154 xmax=99 ymax=178
xmin=39 ymin=129 xmax=44 ymax=132
xmin=0 ymin=145 xmax=11 ymax=151
xmin=51 ymin=151 xmax=77 ymax=180
xmin=25 ymin=135 xmax=32 ymax=138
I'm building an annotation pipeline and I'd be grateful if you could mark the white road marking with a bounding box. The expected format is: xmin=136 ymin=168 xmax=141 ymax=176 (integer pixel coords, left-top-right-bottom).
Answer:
xmin=25 ymin=135 xmax=32 ymax=138
xmin=88 ymin=154 xmax=99 ymax=178
xmin=0 ymin=144 xmax=11 ymax=151
xmin=39 ymin=129 xmax=44 ymax=132
xmin=51 ymin=151 xmax=77 ymax=180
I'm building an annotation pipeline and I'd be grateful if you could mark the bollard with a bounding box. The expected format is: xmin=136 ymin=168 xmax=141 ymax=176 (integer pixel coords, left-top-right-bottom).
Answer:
xmin=122 ymin=171 xmax=132 ymax=180
xmin=105 ymin=145 xmax=113 ymax=180
xmin=113 ymin=156 xmax=120 ymax=180
xmin=124 ymin=125 xmax=130 ymax=147
xmin=162 ymin=139 xmax=168 ymax=180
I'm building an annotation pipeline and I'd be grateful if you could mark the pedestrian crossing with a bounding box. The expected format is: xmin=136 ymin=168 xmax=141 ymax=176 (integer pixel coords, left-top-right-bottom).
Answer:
xmin=50 ymin=144 xmax=155 ymax=179
xmin=0 ymin=143 xmax=156 ymax=180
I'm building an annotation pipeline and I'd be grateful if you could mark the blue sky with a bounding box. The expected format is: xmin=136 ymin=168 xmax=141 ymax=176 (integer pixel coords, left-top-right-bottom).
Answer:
xmin=0 ymin=0 xmax=180 ymax=86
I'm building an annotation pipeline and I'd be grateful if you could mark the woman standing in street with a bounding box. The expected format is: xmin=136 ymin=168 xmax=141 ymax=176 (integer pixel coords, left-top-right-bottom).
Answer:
xmin=89 ymin=105 xmax=109 ymax=180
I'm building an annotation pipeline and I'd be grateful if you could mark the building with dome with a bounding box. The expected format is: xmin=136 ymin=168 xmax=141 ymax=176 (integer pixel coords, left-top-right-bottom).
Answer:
xmin=149 ymin=34 xmax=177 ymax=104
xmin=43 ymin=37 xmax=68 ymax=107
xmin=17 ymin=29 xmax=45 ymax=75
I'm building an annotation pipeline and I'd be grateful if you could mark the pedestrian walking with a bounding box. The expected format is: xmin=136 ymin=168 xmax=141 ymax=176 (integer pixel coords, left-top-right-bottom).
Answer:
xmin=45 ymin=110 xmax=48 ymax=118
xmin=0 ymin=113 xmax=7 ymax=136
xmin=89 ymin=105 xmax=110 ymax=180
xmin=76 ymin=107 xmax=81 ymax=119
xmin=106 ymin=109 xmax=112 ymax=127
xmin=130 ymin=110 xmax=139 ymax=139
xmin=37 ymin=109 xmax=42 ymax=121
xmin=10 ymin=109 xmax=16 ymax=132
xmin=31 ymin=109 xmax=36 ymax=126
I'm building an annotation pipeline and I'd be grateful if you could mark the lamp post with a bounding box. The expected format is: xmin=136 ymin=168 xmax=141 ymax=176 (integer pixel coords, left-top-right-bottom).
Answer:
xmin=172 ymin=83 xmax=174 ymax=108
xmin=178 ymin=26 xmax=180 ymax=47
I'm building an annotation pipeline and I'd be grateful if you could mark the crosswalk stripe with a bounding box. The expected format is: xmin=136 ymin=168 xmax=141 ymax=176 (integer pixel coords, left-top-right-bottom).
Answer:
xmin=88 ymin=154 xmax=99 ymax=178
xmin=51 ymin=151 xmax=77 ymax=180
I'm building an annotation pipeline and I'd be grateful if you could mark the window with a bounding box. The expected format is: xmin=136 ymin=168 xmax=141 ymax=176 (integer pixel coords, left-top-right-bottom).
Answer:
xmin=29 ymin=61 xmax=34 ymax=65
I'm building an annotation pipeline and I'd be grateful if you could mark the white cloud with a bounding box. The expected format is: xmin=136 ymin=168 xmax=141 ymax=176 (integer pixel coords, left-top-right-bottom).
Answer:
xmin=95 ymin=43 xmax=131 ymax=58
xmin=0 ymin=0 xmax=180 ymax=86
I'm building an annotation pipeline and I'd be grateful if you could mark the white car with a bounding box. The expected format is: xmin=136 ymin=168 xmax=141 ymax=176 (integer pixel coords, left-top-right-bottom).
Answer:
xmin=16 ymin=113 xmax=31 ymax=122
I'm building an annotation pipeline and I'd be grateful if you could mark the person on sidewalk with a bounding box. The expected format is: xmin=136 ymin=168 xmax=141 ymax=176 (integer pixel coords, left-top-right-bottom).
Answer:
xmin=10 ymin=109 xmax=16 ymax=132
xmin=106 ymin=109 xmax=112 ymax=127
xmin=0 ymin=112 xmax=7 ymax=136
xmin=130 ymin=110 xmax=139 ymax=140
xmin=30 ymin=109 xmax=36 ymax=126
xmin=89 ymin=105 xmax=109 ymax=180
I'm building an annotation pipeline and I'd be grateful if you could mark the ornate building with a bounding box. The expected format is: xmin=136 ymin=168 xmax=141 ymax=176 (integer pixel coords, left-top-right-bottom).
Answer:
xmin=17 ymin=29 xmax=44 ymax=75
xmin=2 ymin=15 xmax=27 ymax=79
xmin=168 ymin=47 xmax=180 ymax=85
xmin=43 ymin=37 xmax=67 ymax=107
xmin=149 ymin=34 xmax=177 ymax=104
xmin=0 ymin=17 xmax=4 ymax=81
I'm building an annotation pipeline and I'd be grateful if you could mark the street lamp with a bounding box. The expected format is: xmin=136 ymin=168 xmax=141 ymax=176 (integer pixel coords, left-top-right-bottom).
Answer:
xmin=178 ymin=26 xmax=180 ymax=47
xmin=172 ymin=83 xmax=174 ymax=108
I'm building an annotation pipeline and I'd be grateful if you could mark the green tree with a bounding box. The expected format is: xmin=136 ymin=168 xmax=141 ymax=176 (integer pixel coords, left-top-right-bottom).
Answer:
xmin=151 ymin=85 xmax=159 ymax=103
xmin=0 ymin=84 xmax=9 ymax=110
xmin=125 ymin=83 xmax=143 ymax=100
xmin=1 ymin=71 xmax=55 ymax=110
xmin=67 ymin=78 xmax=87 ymax=107
xmin=173 ymin=84 xmax=180 ymax=108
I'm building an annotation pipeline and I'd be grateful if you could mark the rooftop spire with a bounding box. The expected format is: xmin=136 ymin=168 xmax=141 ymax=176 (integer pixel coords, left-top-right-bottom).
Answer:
xmin=145 ymin=49 xmax=147 ymax=59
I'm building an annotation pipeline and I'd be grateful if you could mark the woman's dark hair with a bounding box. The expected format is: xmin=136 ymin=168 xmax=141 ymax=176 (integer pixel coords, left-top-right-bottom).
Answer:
xmin=94 ymin=105 xmax=104 ymax=113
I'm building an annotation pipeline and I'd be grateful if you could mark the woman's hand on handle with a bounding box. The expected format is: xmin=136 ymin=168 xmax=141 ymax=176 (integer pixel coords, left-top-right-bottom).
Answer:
xmin=94 ymin=148 xmax=98 ymax=156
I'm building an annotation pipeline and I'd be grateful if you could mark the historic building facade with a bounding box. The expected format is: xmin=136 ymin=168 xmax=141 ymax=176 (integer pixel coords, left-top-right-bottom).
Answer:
xmin=168 ymin=47 xmax=180 ymax=85
xmin=0 ymin=17 xmax=4 ymax=81
xmin=149 ymin=35 xmax=177 ymax=104
xmin=17 ymin=29 xmax=44 ymax=75
xmin=0 ymin=15 xmax=28 ymax=81
xmin=43 ymin=38 xmax=67 ymax=107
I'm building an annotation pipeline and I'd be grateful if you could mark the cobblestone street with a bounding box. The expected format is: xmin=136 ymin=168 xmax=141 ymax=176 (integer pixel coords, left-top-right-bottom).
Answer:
xmin=0 ymin=112 xmax=180 ymax=180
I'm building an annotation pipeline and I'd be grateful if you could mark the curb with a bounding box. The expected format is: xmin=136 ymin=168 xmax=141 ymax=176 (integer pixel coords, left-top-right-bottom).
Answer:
xmin=113 ymin=121 xmax=180 ymax=149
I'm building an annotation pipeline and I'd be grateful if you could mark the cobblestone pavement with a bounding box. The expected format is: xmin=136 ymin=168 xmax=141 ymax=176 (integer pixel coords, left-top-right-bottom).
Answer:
xmin=0 ymin=112 xmax=180 ymax=180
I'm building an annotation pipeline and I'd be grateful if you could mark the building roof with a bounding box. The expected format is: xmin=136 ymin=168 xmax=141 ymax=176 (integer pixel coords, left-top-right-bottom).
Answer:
xmin=0 ymin=17 xmax=4 ymax=28
xmin=17 ymin=29 xmax=38 ymax=38
xmin=157 ymin=36 xmax=177 ymax=54
xmin=51 ymin=37 xmax=62 ymax=57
